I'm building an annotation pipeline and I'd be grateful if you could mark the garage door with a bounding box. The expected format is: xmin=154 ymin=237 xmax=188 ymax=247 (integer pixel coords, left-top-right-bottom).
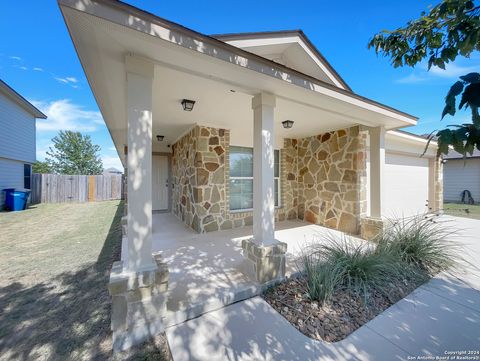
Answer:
xmin=383 ymin=153 xmax=429 ymax=218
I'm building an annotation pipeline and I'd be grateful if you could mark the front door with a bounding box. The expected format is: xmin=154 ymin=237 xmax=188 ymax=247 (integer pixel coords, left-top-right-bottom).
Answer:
xmin=152 ymin=155 xmax=169 ymax=211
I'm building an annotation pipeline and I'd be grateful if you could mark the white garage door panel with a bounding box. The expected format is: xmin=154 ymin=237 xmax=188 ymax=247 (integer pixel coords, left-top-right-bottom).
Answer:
xmin=384 ymin=154 xmax=429 ymax=218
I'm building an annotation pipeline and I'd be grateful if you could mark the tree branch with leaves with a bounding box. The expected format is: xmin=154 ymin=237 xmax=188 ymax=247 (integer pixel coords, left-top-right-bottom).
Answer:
xmin=368 ymin=0 xmax=480 ymax=156
xmin=46 ymin=130 xmax=103 ymax=175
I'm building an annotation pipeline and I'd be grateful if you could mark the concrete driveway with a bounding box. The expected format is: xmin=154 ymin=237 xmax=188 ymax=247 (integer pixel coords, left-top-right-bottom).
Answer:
xmin=166 ymin=215 xmax=480 ymax=361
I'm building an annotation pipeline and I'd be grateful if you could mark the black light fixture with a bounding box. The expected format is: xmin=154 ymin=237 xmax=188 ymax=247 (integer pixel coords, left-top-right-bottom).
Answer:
xmin=156 ymin=135 xmax=165 ymax=141
xmin=181 ymin=99 xmax=195 ymax=111
xmin=282 ymin=120 xmax=294 ymax=129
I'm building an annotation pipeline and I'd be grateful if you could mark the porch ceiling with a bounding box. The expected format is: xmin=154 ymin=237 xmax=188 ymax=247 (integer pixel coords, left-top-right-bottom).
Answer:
xmin=59 ymin=0 xmax=418 ymax=163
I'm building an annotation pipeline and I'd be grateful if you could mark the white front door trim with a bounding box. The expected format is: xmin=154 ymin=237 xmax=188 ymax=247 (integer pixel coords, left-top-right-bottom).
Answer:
xmin=152 ymin=154 xmax=170 ymax=211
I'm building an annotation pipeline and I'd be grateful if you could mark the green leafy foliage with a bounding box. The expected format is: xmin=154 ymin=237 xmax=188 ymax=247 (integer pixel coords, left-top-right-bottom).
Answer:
xmin=427 ymin=72 xmax=480 ymax=156
xmin=302 ymin=216 xmax=459 ymax=305
xmin=32 ymin=161 xmax=52 ymax=174
xmin=369 ymin=0 xmax=480 ymax=157
xmin=368 ymin=0 xmax=480 ymax=69
xmin=302 ymin=236 xmax=405 ymax=304
xmin=375 ymin=216 xmax=458 ymax=274
xmin=46 ymin=130 xmax=103 ymax=175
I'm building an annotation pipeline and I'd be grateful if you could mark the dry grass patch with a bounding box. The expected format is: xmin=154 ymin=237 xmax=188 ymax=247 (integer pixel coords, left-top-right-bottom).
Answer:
xmin=0 ymin=201 xmax=171 ymax=361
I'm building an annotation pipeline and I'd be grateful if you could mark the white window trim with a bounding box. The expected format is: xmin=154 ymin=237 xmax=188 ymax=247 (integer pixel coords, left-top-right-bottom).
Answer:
xmin=229 ymin=147 xmax=281 ymax=211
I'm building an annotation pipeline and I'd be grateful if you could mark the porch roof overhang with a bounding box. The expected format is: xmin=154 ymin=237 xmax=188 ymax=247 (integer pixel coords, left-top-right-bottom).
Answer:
xmin=58 ymin=0 xmax=418 ymax=165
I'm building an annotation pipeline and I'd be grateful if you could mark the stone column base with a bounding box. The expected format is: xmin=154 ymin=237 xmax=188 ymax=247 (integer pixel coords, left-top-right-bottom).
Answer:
xmin=360 ymin=217 xmax=384 ymax=241
xmin=241 ymin=239 xmax=287 ymax=284
xmin=108 ymin=253 xmax=169 ymax=352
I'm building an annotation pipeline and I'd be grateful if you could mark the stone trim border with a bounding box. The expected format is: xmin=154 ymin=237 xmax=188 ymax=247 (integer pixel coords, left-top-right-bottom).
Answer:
xmin=108 ymin=253 xmax=169 ymax=352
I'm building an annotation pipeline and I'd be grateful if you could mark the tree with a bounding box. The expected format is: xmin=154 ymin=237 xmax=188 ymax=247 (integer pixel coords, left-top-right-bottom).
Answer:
xmin=368 ymin=0 xmax=480 ymax=156
xmin=32 ymin=160 xmax=51 ymax=174
xmin=46 ymin=130 xmax=103 ymax=175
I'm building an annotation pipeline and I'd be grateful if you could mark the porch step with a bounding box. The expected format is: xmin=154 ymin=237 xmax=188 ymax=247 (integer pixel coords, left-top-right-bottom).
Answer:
xmin=164 ymin=283 xmax=265 ymax=328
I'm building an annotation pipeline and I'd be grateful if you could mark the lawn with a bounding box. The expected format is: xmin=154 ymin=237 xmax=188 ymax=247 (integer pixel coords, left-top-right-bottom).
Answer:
xmin=0 ymin=201 xmax=169 ymax=361
xmin=444 ymin=203 xmax=480 ymax=220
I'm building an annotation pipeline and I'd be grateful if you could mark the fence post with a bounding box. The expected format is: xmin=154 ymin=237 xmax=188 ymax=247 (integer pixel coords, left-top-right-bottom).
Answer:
xmin=88 ymin=175 xmax=96 ymax=202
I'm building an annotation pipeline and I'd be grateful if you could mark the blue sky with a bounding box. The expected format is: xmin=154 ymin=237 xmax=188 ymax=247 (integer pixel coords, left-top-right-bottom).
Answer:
xmin=1 ymin=1 xmax=478 ymax=170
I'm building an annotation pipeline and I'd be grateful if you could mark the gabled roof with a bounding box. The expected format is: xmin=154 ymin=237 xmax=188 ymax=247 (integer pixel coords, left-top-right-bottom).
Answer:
xmin=58 ymin=0 xmax=418 ymax=130
xmin=444 ymin=149 xmax=480 ymax=159
xmin=212 ymin=30 xmax=352 ymax=92
xmin=0 ymin=79 xmax=47 ymax=119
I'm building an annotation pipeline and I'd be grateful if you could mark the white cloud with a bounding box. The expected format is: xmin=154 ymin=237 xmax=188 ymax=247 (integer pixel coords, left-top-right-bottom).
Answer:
xmin=429 ymin=63 xmax=478 ymax=78
xmin=397 ymin=61 xmax=479 ymax=84
xmin=55 ymin=77 xmax=69 ymax=84
xmin=101 ymin=156 xmax=123 ymax=170
xmin=36 ymin=142 xmax=54 ymax=161
xmin=33 ymin=99 xmax=104 ymax=132
xmin=33 ymin=67 xmax=44 ymax=72
xmin=19 ymin=66 xmax=28 ymax=71
xmin=396 ymin=73 xmax=427 ymax=84
xmin=54 ymin=76 xmax=79 ymax=88
xmin=9 ymin=56 xmax=22 ymax=61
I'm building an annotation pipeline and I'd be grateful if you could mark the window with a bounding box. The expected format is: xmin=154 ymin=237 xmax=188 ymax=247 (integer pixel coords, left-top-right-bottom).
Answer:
xmin=229 ymin=146 xmax=280 ymax=211
xmin=24 ymin=164 xmax=32 ymax=189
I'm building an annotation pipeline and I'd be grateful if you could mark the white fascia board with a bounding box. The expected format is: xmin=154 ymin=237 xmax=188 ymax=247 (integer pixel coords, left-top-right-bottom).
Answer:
xmin=386 ymin=130 xmax=437 ymax=157
xmin=224 ymin=36 xmax=346 ymax=89
xmin=58 ymin=0 xmax=417 ymax=127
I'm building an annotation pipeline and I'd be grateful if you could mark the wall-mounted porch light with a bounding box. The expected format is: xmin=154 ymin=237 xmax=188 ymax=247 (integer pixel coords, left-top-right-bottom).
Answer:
xmin=282 ymin=120 xmax=294 ymax=129
xmin=156 ymin=135 xmax=165 ymax=141
xmin=181 ymin=99 xmax=195 ymax=111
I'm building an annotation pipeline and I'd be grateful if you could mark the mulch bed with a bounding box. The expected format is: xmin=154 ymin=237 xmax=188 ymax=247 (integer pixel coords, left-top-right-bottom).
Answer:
xmin=262 ymin=275 xmax=424 ymax=342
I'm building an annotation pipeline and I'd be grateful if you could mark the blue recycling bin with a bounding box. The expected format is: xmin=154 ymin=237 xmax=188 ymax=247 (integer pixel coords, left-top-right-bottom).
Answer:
xmin=3 ymin=188 xmax=30 ymax=211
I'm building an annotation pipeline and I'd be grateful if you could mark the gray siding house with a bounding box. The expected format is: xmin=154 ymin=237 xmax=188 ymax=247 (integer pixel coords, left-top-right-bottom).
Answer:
xmin=443 ymin=150 xmax=480 ymax=204
xmin=0 ymin=80 xmax=46 ymax=207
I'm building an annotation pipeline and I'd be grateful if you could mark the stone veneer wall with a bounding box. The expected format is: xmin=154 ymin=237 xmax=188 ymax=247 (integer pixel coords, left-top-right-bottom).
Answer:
xmin=172 ymin=125 xmax=367 ymax=235
xmin=290 ymin=126 xmax=368 ymax=234
xmin=171 ymin=126 xmax=228 ymax=232
xmin=171 ymin=125 xmax=297 ymax=233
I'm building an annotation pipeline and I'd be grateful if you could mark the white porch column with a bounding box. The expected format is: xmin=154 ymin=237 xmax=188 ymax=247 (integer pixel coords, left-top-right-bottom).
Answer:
xmin=126 ymin=55 xmax=156 ymax=272
xmin=369 ymin=126 xmax=386 ymax=218
xmin=252 ymin=93 xmax=276 ymax=245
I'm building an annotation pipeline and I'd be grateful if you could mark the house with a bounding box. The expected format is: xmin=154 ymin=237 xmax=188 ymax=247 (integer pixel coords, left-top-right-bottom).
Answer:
xmin=103 ymin=167 xmax=123 ymax=176
xmin=58 ymin=0 xmax=442 ymax=350
xmin=443 ymin=149 xmax=480 ymax=204
xmin=0 ymin=80 xmax=47 ymax=208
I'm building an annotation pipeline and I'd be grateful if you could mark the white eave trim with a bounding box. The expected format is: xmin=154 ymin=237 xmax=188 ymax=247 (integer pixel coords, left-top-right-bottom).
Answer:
xmin=388 ymin=130 xmax=437 ymax=147
xmin=223 ymin=36 xmax=346 ymax=90
xmin=58 ymin=0 xmax=417 ymax=126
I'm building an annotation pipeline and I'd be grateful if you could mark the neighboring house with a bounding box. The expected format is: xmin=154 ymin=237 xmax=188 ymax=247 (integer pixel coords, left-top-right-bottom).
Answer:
xmin=443 ymin=149 xmax=480 ymax=204
xmin=0 ymin=80 xmax=47 ymax=207
xmin=59 ymin=0 xmax=443 ymax=350
xmin=103 ymin=167 xmax=123 ymax=176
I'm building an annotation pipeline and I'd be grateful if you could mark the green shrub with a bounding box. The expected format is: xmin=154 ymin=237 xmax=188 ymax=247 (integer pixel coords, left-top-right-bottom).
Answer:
xmin=376 ymin=216 xmax=458 ymax=274
xmin=301 ymin=216 xmax=459 ymax=305
xmin=302 ymin=236 xmax=404 ymax=304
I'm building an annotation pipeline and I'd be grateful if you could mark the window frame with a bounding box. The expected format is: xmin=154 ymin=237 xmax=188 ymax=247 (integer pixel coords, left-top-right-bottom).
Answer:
xmin=229 ymin=146 xmax=281 ymax=212
xmin=24 ymin=163 xmax=32 ymax=190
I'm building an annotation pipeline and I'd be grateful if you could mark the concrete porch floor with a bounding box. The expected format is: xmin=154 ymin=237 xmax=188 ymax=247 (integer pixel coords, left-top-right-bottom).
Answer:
xmin=152 ymin=213 xmax=349 ymax=327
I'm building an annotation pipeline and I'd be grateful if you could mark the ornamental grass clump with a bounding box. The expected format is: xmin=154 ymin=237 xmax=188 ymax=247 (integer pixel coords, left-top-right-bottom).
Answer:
xmin=375 ymin=216 xmax=459 ymax=274
xmin=302 ymin=235 xmax=405 ymax=304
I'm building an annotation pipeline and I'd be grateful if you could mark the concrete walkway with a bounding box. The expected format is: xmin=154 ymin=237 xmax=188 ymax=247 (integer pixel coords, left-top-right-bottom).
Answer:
xmin=152 ymin=213 xmax=353 ymax=327
xmin=166 ymin=216 xmax=480 ymax=361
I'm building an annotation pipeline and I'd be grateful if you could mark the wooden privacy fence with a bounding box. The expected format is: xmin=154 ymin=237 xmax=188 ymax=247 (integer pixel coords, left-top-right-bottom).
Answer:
xmin=30 ymin=173 xmax=124 ymax=204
